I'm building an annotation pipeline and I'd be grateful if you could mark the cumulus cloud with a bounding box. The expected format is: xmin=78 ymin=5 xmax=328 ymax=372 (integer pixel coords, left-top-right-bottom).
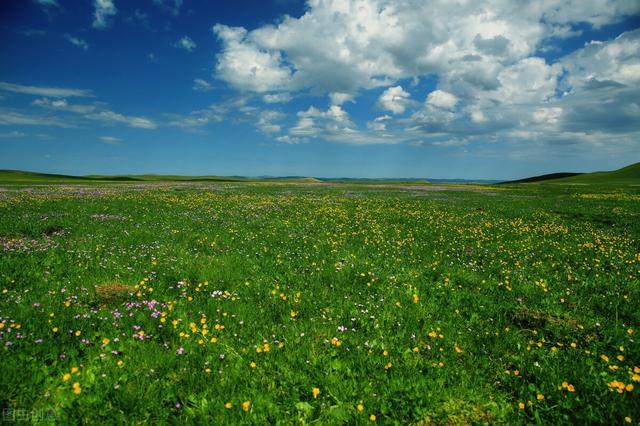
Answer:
xmin=212 ymin=0 xmax=639 ymax=99
xmin=176 ymin=36 xmax=196 ymax=52
xmin=93 ymin=0 xmax=117 ymax=29
xmin=378 ymin=86 xmax=413 ymax=114
xmin=213 ymin=24 xmax=293 ymax=92
xmin=426 ymin=90 xmax=458 ymax=110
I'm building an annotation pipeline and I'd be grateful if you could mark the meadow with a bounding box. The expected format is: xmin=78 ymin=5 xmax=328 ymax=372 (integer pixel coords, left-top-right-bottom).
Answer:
xmin=0 ymin=180 xmax=638 ymax=424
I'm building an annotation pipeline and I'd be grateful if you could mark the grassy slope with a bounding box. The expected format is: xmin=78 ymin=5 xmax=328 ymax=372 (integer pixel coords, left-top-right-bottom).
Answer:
xmin=549 ymin=162 xmax=640 ymax=185
xmin=503 ymin=162 xmax=640 ymax=186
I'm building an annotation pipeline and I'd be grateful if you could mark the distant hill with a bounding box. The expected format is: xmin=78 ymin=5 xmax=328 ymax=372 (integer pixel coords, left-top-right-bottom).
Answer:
xmin=499 ymin=172 xmax=583 ymax=184
xmin=501 ymin=162 xmax=640 ymax=185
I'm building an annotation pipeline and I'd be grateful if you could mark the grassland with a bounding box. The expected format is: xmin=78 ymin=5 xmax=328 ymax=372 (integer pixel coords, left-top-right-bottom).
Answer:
xmin=0 ymin=178 xmax=639 ymax=424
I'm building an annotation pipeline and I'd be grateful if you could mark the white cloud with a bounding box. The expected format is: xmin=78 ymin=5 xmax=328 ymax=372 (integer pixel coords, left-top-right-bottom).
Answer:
xmin=212 ymin=0 xmax=638 ymax=97
xmin=213 ymin=24 xmax=293 ymax=92
xmin=93 ymin=0 xmax=117 ymax=29
xmin=193 ymin=79 xmax=213 ymax=92
xmin=426 ymin=90 xmax=458 ymax=110
xmin=88 ymin=111 xmax=157 ymax=129
xmin=100 ymin=136 xmax=122 ymax=144
xmin=329 ymin=92 xmax=354 ymax=106
xmin=263 ymin=92 xmax=292 ymax=103
xmin=378 ymin=86 xmax=413 ymax=114
xmin=0 ymin=82 xmax=93 ymax=98
xmin=0 ymin=109 xmax=73 ymax=127
xmin=65 ymin=34 xmax=89 ymax=50
xmin=0 ymin=130 xmax=26 ymax=138
xmin=562 ymin=29 xmax=640 ymax=88
xmin=176 ymin=36 xmax=196 ymax=52
xmin=32 ymin=97 xmax=96 ymax=114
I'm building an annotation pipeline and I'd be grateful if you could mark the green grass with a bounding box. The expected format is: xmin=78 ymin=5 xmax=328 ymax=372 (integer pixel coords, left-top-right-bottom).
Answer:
xmin=0 ymin=181 xmax=638 ymax=424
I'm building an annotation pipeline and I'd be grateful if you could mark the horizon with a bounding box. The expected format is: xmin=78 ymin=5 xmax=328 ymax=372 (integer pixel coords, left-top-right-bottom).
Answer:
xmin=1 ymin=1 xmax=639 ymax=180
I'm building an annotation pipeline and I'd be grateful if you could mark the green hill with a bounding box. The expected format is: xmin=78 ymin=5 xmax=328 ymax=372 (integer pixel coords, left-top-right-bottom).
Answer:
xmin=502 ymin=162 xmax=640 ymax=186
xmin=549 ymin=162 xmax=640 ymax=185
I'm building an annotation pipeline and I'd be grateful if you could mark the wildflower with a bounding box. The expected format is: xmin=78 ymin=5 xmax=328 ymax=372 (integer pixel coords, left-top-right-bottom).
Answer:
xmin=70 ymin=367 xmax=79 ymax=374
xmin=357 ymin=402 xmax=364 ymax=413
xmin=242 ymin=401 xmax=250 ymax=412
xmin=384 ymin=362 xmax=392 ymax=370
xmin=600 ymin=354 xmax=609 ymax=363
xmin=102 ymin=338 xmax=110 ymax=346
xmin=52 ymin=327 xmax=58 ymax=333
xmin=75 ymin=330 xmax=81 ymax=337
xmin=250 ymin=362 xmax=256 ymax=369
xmin=72 ymin=382 xmax=81 ymax=395
xmin=62 ymin=373 xmax=71 ymax=381
xmin=117 ymin=360 xmax=124 ymax=367
xmin=370 ymin=414 xmax=376 ymax=421
xmin=177 ymin=347 xmax=185 ymax=355
xmin=312 ymin=387 xmax=320 ymax=398
xmin=536 ymin=393 xmax=544 ymax=401
xmin=412 ymin=347 xmax=420 ymax=353
xmin=518 ymin=402 xmax=525 ymax=410
xmin=224 ymin=402 xmax=233 ymax=409
xmin=625 ymin=417 xmax=631 ymax=423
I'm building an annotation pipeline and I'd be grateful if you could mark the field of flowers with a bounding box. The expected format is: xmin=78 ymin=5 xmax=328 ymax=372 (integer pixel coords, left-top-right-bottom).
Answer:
xmin=0 ymin=182 xmax=638 ymax=424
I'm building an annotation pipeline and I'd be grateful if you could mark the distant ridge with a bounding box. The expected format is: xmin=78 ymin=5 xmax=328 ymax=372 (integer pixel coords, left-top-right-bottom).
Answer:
xmin=500 ymin=162 xmax=640 ymax=185
xmin=498 ymin=172 xmax=583 ymax=184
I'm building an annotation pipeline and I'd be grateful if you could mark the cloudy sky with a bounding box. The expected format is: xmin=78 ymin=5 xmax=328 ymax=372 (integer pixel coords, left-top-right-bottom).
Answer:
xmin=0 ymin=0 xmax=639 ymax=179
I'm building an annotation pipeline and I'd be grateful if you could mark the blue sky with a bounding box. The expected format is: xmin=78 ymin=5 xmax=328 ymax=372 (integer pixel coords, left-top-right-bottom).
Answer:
xmin=0 ymin=0 xmax=639 ymax=179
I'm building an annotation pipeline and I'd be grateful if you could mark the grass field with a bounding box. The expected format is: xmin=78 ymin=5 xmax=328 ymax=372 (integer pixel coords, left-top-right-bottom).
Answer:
xmin=1 ymin=180 xmax=639 ymax=424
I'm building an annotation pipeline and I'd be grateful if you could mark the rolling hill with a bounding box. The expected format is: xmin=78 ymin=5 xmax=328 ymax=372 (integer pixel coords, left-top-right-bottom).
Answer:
xmin=502 ymin=162 xmax=640 ymax=185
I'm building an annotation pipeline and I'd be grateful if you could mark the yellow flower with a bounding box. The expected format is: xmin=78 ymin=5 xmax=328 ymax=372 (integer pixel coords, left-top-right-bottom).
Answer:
xmin=357 ymin=402 xmax=364 ymax=413
xmin=600 ymin=354 xmax=609 ymax=363
xmin=369 ymin=414 xmax=376 ymax=421
xmin=62 ymin=373 xmax=71 ymax=381
xmin=312 ymin=387 xmax=320 ymax=398
xmin=75 ymin=330 xmax=81 ymax=337
xmin=102 ymin=337 xmax=110 ymax=346
xmin=567 ymin=384 xmax=575 ymax=392
xmin=72 ymin=382 xmax=81 ymax=395
xmin=536 ymin=393 xmax=544 ymax=401
xmin=384 ymin=362 xmax=392 ymax=370
xmin=250 ymin=362 xmax=257 ymax=369
xmin=224 ymin=402 xmax=233 ymax=409
xmin=242 ymin=401 xmax=250 ymax=412
xmin=617 ymin=355 xmax=625 ymax=362
xmin=70 ymin=367 xmax=79 ymax=374
xmin=117 ymin=360 xmax=124 ymax=367
xmin=626 ymin=384 xmax=634 ymax=392
xmin=625 ymin=417 xmax=632 ymax=423
xmin=412 ymin=347 xmax=420 ymax=353
xmin=518 ymin=402 xmax=525 ymax=410
xmin=52 ymin=327 xmax=58 ymax=333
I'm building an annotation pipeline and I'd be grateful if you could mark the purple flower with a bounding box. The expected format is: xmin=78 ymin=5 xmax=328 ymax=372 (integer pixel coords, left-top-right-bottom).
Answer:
xmin=176 ymin=347 xmax=184 ymax=355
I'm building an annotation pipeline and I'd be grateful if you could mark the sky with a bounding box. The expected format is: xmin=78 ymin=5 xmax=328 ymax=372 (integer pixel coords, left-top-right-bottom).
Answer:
xmin=0 ymin=0 xmax=639 ymax=180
